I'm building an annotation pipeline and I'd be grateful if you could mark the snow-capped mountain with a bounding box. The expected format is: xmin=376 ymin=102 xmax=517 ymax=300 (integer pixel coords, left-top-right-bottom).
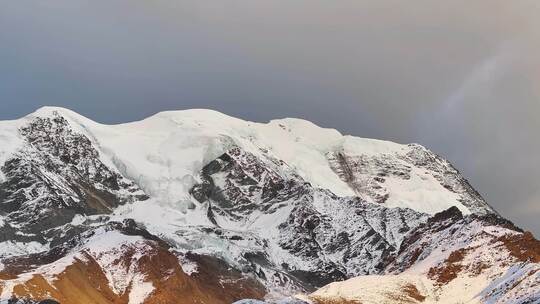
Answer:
xmin=0 ymin=107 xmax=537 ymax=304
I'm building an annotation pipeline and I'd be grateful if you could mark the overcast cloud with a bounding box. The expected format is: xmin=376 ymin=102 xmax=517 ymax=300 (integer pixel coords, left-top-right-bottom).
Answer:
xmin=0 ymin=0 xmax=539 ymax=235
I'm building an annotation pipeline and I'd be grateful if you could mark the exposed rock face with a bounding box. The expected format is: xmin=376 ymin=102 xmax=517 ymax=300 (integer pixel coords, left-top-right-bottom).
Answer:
xmin=0 ymin=108 xmax=538 ymax=304
xmin=191 ymin=147 xmax=427 ymax=290
xmin=191 ymin=146 xmax=307 ymax=222
xmin=0 ymin=113 xmax=147 ymax=241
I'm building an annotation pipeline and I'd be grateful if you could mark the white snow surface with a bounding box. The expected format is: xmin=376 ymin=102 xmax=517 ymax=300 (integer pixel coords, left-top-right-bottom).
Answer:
xmin=0 ymin=118 xmax=25 ymax=183
xmin=0 ymin=241 xmax=49 ymax=270
xmin=128 ymin=280 xmax=154 ymax=304
xmin=6 ymin=106 xmax=480 ymax=215
xmin=300 ymin=274 xmax=435 ymax=304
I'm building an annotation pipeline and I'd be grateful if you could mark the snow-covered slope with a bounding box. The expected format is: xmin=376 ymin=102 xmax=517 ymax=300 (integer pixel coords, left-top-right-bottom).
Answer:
xmin=0 ymin=107 xmax=534 ymax=304
xmin=22 ymin=106 xmax=493 ymax=215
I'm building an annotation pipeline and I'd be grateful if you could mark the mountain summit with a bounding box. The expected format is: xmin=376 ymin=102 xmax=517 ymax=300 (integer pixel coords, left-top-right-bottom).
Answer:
xmin=0 ymin=108 xmax=537 ymax=304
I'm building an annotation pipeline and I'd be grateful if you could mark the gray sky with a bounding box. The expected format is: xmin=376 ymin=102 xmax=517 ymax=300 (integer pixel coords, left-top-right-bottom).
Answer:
xmin=1 ymin=0 xmax=539 ymax=235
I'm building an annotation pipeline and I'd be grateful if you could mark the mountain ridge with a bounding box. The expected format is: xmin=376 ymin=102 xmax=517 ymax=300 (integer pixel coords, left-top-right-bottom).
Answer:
xmin=0 ymin=107 xmax=536 ymax=304
xmin=4 ymin=106 xmax=494 ymax=215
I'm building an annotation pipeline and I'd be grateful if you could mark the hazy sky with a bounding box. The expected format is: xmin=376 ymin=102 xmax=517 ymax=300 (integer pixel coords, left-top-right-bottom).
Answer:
xmin=1 ymin=1 xmax=539 ymax=235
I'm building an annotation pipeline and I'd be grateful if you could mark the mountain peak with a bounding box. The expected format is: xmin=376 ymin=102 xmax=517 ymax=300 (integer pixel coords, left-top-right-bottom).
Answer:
xmin=29 ymin=106 xmax=79 ymax=118
xmin=1 ymin=106 xmax=494 ymax=216
xmin=0 ymin=106 xmax=535 ymax=303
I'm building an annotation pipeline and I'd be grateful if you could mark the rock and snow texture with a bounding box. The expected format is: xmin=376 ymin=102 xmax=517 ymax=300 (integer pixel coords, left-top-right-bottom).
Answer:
xmin=0 ymin=107 xmax=537 ymax=304
xmin=0 ymin=112 xmax=148 ymax=242
xmin=20 ymin=106 xmax=492 ymax=216
xmin=298 ymin=208 xmax=539 ymax=304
